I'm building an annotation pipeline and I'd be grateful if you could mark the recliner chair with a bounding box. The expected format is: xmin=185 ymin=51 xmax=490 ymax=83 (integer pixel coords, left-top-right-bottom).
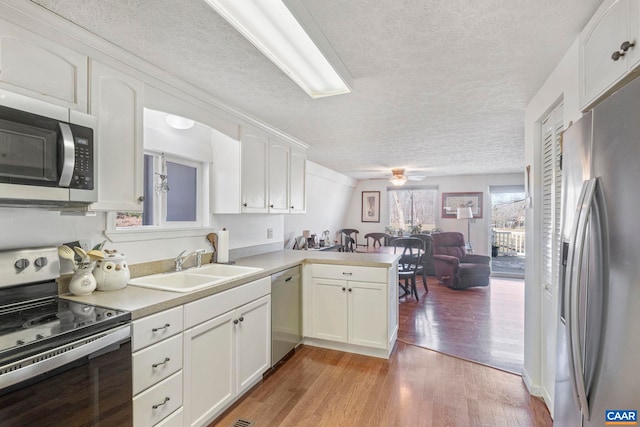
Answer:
xmin=432 ymin=232 xmax=491 ymax=290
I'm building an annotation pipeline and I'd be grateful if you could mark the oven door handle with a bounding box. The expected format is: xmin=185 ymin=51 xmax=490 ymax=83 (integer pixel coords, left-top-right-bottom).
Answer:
xmin=0 ymin=324 xmax=130 ymax=391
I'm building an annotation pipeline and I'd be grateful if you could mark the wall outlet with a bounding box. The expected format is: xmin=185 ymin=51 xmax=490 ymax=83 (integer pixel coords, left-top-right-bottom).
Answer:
xmin=267 ymin=228 xmax=273 ymax=239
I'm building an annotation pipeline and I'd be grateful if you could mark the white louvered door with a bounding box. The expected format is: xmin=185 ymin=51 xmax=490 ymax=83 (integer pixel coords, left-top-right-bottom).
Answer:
xmin=540 ymin=103 xmax=563 ymax=410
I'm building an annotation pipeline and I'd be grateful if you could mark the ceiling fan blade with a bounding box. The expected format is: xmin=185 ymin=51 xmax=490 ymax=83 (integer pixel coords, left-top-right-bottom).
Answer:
xmin=407 ymin=175 xmax=425 ymax=181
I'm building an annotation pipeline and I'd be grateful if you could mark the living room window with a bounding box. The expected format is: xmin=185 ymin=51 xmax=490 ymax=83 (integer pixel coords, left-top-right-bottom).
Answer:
xmin=388 ymin=187 xmax=437 ymax=233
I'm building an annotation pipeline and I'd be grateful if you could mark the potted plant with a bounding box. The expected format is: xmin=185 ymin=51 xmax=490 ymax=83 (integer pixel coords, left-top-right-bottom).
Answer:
xmin=408 ymin=224 xmax=422 ymax=235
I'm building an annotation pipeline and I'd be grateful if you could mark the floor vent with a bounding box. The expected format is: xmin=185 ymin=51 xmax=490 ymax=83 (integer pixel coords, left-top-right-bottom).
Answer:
xmin=230 ymin=419 xmax=255 ymax=427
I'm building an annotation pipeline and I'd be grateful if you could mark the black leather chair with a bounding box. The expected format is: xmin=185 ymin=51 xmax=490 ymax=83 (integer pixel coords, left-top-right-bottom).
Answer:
xmin=432 ymin=232 xmax=491 ymax=290
xmin=392 ymin=237 xmax=424 ymax=301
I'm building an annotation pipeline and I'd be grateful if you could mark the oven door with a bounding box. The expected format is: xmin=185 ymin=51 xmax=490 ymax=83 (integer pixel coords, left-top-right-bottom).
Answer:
xmin=0 ymin=324 xmax=132 ymax=427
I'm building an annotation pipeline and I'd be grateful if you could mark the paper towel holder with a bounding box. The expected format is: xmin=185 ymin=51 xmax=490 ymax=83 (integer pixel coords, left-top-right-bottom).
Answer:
xmin=205 ymin=231 xmax=235 ymax=265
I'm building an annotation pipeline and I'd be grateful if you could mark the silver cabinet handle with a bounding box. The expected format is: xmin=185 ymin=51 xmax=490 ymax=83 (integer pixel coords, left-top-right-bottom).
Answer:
xmin=152 ymin=396 xmax=170 ymax=410
xmin=152 ymin=357 xmax=170 ymax=368
xmin=342 ymin=272 xmax=352 ymax=276
xmin=152 ymin=323 xmax=170 ymax=332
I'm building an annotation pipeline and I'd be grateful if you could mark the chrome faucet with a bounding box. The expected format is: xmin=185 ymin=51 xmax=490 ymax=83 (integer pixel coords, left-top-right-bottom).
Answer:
xmin=175 ymin=249 xmax=205 ymax=272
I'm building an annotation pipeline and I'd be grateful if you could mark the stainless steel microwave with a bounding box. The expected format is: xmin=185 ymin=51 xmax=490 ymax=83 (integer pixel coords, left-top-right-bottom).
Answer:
xmin=0 ymin=91 xmax=97 ymax=208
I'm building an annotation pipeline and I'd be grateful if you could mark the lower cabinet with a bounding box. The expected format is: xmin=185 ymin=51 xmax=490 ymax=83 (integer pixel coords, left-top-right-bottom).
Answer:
xmin=132 ymin=306 xmax=185 ymax=427
xmin=183 ymin=278 xmax=271 ymax=427
xmin=306 ymin=263 xmax=398 ymax=358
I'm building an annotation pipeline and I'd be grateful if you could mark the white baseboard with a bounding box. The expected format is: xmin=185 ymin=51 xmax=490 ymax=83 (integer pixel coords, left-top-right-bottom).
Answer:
xmin=522 ymin=367 xmax=542 ymax=396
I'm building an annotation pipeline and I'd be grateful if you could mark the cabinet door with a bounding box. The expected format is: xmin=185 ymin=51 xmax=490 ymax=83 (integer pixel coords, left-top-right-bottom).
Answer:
xmin=310 ymin=278 xmax=348 ymax=343
xmin=627 ymin=0 xmax=640 ymax=69
xmin=235 ymin=295 xmax=271 ymax=394
xmin=289 ymin=147 xmax=306 ymax=214
xmin=183 ymin=311 xmax=235 ymax=427
xmin=348 ymin=281 xmax=388 ymax=349
xmin=268 ymin=140 xmax=290 ymax=213
xmin=581 ymin=0 xmax=629 ymax=107
xmin=89 ymin=60 xmax=144 ymax=211
xmin=240 ymin=127 xmax=269 ymax=213
xmin=0 ymin=19 xmax=88 ymax=111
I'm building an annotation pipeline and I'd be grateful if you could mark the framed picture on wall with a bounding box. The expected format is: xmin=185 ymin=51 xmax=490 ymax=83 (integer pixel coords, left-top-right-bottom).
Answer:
xmin=361 ymin=191 xmax=380 ymax=222
xmin=441 ymin=192 xmax=483 ymax=218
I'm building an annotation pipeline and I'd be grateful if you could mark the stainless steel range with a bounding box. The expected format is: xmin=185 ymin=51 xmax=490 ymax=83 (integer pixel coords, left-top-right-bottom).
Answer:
xmin=0 ymin=247 xmax=132 ymax=426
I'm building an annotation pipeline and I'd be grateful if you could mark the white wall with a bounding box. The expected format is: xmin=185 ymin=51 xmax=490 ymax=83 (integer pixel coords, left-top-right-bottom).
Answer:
xmin=283 ymin=161 xmax=356 ymax=246
xmin=523 ymin=38 xmax=585 ymax=408
xmin=343 ymin=173 xmax=523 ymax=255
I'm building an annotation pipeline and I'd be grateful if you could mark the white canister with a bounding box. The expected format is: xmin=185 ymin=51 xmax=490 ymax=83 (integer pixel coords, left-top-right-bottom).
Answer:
xmin=94 ymin=252 xmax=130 ymax=291
xmin=69 ymin=265 xmax=97 ymax=296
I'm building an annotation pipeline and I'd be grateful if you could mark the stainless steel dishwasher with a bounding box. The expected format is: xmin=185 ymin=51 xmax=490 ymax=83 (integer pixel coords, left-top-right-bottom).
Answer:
xmin=271 ymin=265 xmax=301 ymax=367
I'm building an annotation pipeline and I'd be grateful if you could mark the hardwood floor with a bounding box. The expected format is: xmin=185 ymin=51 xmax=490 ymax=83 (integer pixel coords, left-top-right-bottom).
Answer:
xmin=398 ymin=276 xmax=525 ymax=374
xmin=212 ymin=343 xmax=551 ymax=427
xmin=211 ymin=274 xmax=547 ymax=427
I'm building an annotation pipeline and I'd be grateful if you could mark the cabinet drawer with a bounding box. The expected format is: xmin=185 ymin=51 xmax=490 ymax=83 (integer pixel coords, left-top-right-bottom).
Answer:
xmin=133 ymin=306 xmax=184 ymax=351
xmin=311 ymin=264 xmax=387 ymax=283
xmin=184 ymin=277 xmax=270 ymax=329
xmin=133 ymin=371 xmax=183 ymax=427
xmin=133 ymin=333 xmax=183 ymax=395
xmin=155 ymin=407 xmax=183 ymax=427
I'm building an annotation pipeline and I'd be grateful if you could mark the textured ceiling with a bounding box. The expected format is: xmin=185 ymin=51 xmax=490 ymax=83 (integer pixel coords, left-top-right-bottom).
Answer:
xmin=32 ymin=0 xmax=603 ymax=179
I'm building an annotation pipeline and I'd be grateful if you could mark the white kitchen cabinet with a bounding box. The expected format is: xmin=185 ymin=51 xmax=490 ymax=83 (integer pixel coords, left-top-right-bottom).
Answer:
xmin=306 ymin=263 xmax=397 ymax=357
xmin=0 ymin=18 xmax=88 ymax=112
xmin=210 ymin=128 xmax=241 ymax=214
xmin=132 ymin=306 xmax=184 ymax=427
xmin=239 ymin=125 xmax=307 ymax=214
xmin=289 ymin=147 xmax=306 ymax=214
xmin=268 ymin=139 xmax=290 ymax=213
xmin=580 ymin=0 xmax=640 ymax=110
xmin=183 ymin=277 xmax=271 ymax=427
xmin=240 ymin=126 xmax=269 ymax=213
xmin=89 ymin=60 xmax=144 ymax=211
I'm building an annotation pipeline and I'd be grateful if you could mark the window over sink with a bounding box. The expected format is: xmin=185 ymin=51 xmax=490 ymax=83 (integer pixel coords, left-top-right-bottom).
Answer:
xmin=106 ymin=108 xmax=213 ymax=241
xmin=116 ymin=152 xmax=202 ymax=228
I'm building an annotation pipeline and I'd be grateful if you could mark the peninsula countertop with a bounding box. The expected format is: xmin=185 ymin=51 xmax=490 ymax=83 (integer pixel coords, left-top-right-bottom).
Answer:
xmin=61 ymin=249 xmax=400 ymax=319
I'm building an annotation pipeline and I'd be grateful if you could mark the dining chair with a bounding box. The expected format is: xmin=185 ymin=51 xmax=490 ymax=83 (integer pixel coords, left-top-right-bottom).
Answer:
xmin=392 ymin=237 xmax=424 ymax=301
xmin=338 ymin=228 xmax=365 ymax=250
xmin=364 ymin=232 xmax=391 ymax=249
xmin=338 ymin=235 xmax=356 ymax=252
xmin=410 ymin=233 xmax=434 ymax=293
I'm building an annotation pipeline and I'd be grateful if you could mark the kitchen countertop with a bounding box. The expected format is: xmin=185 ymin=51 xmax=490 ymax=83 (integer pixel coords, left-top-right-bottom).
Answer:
xmin=61 ymin=249 xmax=400 ymax=320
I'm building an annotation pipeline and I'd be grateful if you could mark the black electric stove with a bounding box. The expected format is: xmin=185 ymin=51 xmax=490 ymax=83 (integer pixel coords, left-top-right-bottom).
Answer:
xmin=0 ymin=247 xmax=130 ymax=367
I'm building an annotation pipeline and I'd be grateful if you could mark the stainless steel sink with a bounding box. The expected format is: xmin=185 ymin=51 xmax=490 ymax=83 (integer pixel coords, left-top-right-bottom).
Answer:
xmin=127 ymin=264 xmax=263 ymax=293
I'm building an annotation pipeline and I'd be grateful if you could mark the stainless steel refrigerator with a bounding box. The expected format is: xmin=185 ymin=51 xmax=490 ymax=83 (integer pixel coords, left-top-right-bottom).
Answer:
xmin=554 ymin=76 xmax=640 ymax=426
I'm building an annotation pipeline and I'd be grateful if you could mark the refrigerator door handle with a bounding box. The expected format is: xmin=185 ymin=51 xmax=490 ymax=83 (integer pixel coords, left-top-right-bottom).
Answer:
xmin=564 ymin=181 xmax=589 ymax=412
xmin=569 ymin=178 xmax=598 ymax=421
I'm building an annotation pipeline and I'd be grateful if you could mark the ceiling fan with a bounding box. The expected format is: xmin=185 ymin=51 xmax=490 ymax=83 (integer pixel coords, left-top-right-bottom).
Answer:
xmin=369 ymin=168 xmax=425 ymax=186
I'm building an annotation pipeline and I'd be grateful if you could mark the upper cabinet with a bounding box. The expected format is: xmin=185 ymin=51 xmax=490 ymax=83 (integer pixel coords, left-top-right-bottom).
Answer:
xmin=268 ymin=139 xmax=290 ymax=214
xmin=89 ymin=60 xmax=144 ymax=212
xmin=289 ymin=147 xmax=307 ymax=214
xmin=0 ymin=19 xmax=88 ymax=112
xmin=580 ymin=0 xmax=640 ymax=110
xmin=236 ymin=125 xmax=307 ymax=214
xmin=240 ymin=127 xmax=270 ymax=213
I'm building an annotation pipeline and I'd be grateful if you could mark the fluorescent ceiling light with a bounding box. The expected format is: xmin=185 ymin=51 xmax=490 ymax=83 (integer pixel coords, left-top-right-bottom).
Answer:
xmin=203 ymin=0 xmax=352 ymax=98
